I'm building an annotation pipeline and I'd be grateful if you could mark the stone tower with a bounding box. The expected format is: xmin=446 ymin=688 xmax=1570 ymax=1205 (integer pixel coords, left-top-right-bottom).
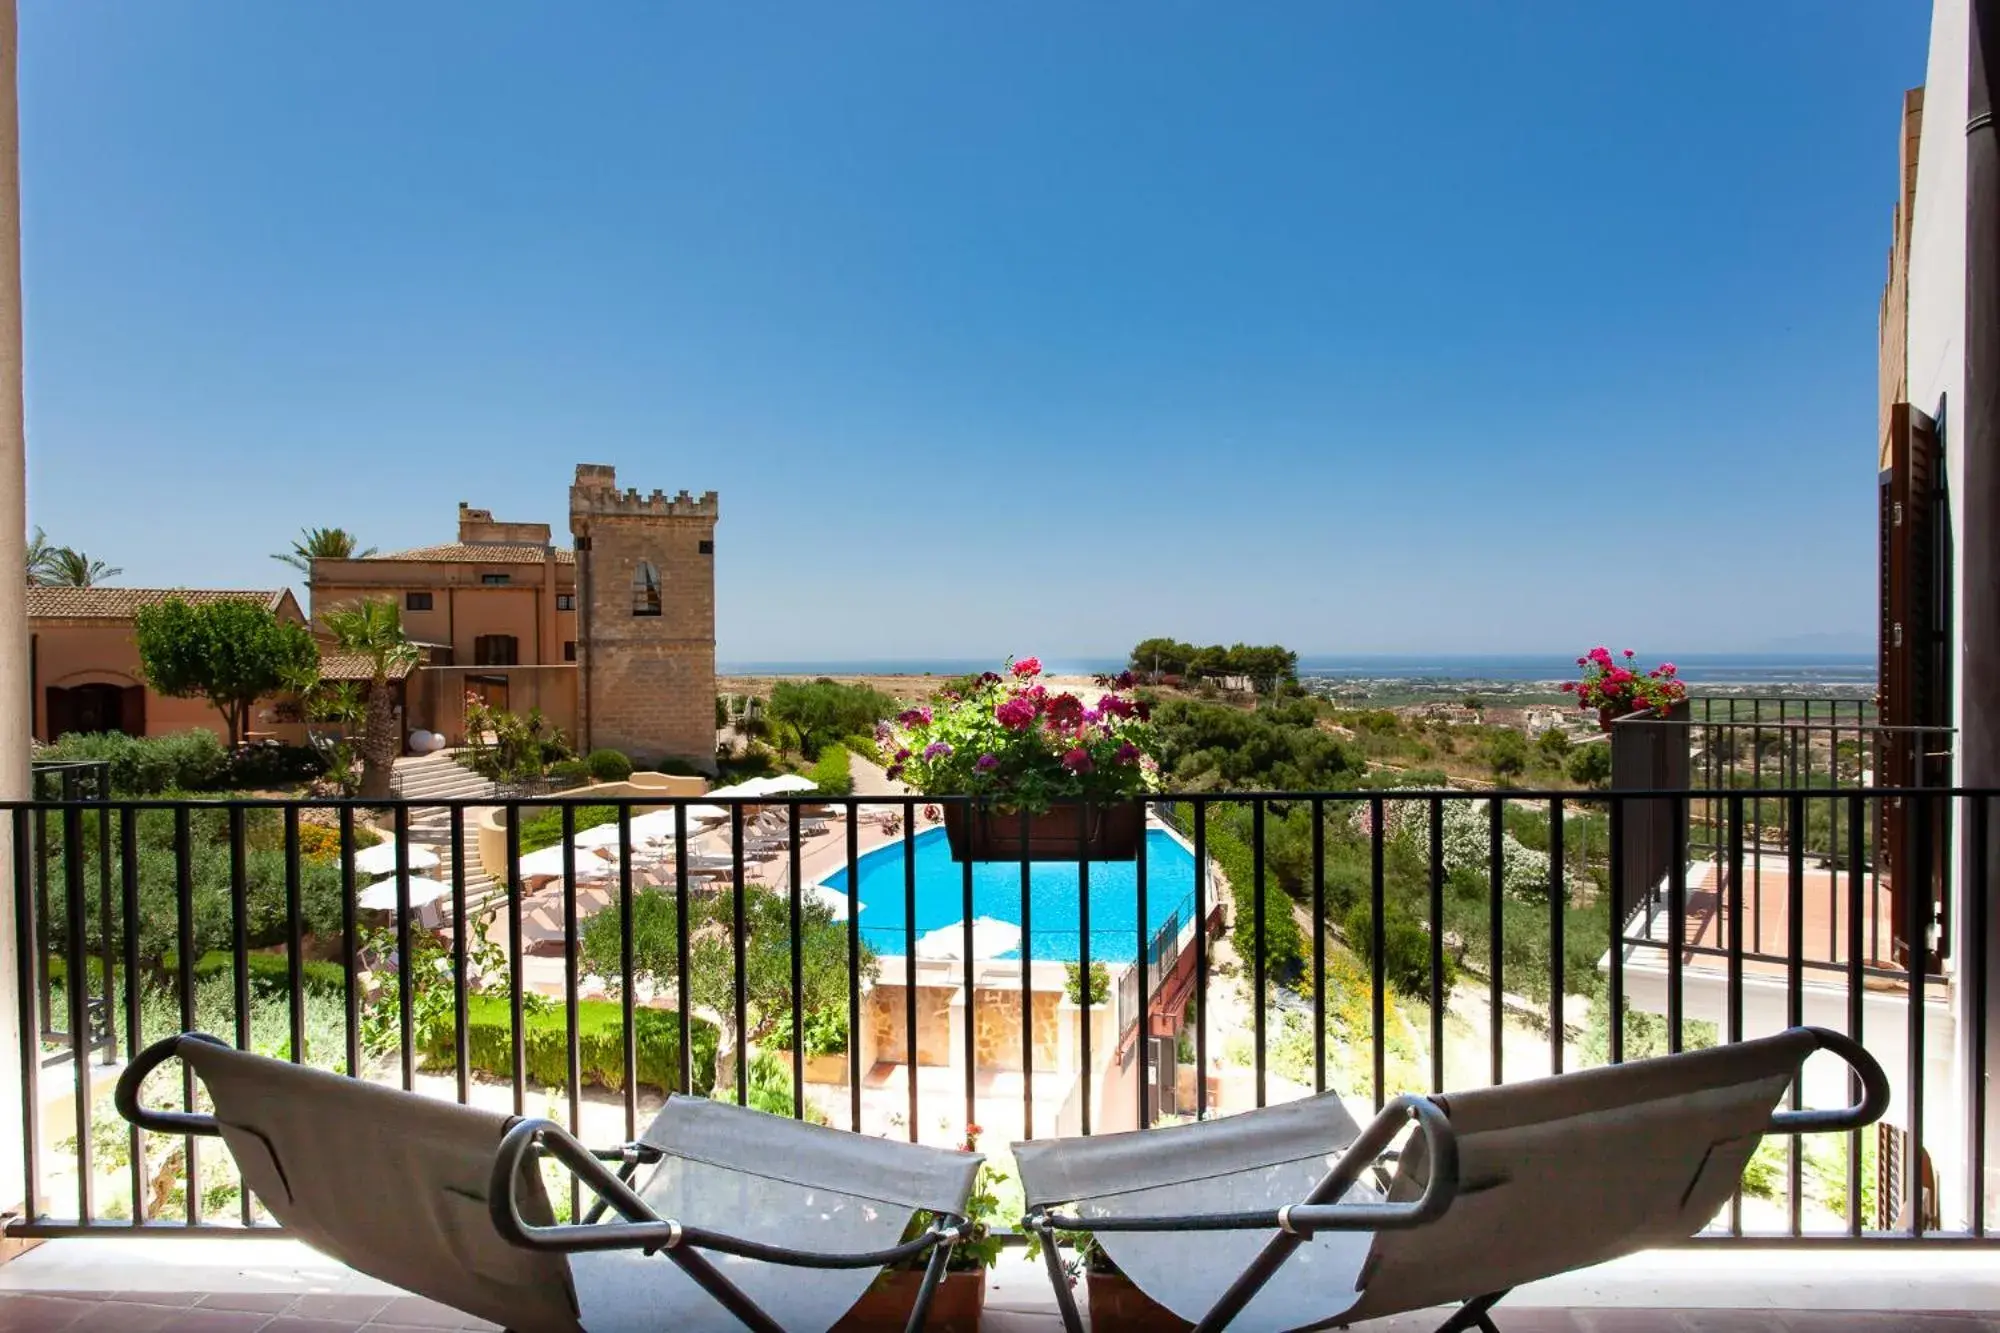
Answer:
xmin=569 ymin=464 xmax=718 ymax=769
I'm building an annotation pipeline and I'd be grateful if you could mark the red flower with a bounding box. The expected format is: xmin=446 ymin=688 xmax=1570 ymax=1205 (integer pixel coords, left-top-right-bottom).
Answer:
xmin=1047 ymin=693 xmax=1086 ymax=729
xmin=1012 ymin=657 xmax=1042 ymax=678
xmin=1061 ymin=747 xmax=1094 ymax=773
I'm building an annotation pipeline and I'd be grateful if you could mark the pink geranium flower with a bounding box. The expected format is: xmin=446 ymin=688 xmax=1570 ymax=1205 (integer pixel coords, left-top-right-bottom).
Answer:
xmin=1012 ymin=657 xmax=1042 ymax=678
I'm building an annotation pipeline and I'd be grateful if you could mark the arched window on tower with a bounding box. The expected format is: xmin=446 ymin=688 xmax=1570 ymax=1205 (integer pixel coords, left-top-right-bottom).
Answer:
xmin=632 ymin=561 xmax=662 ymax=617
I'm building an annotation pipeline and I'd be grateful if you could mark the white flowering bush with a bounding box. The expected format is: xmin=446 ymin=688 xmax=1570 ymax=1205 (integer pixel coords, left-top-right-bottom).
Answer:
xmin=1356 ymin=798 xmax=1578 ymax=902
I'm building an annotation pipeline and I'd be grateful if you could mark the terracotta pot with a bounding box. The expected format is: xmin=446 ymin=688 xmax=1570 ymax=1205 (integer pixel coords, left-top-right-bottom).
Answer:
xmin=832 ymin=1267 xmax=987 ymax=1333
xmin=1086 ymin=1268 xmax=1190 ymax=1332
xmin=940 ymin=802 xmax=1143 ymax=862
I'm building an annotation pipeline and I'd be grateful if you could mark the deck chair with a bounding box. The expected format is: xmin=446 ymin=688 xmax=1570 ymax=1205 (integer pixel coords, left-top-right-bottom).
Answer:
xmin=117 ymin=1032 xmax=984 ymax=1333
xmin=1016 ymin=1025 xmax=1887 ymax=1333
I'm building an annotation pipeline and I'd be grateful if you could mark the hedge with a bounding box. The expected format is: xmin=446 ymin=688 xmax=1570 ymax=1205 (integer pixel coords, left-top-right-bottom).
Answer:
xmin=1208 ymin=822 xmax=1306 ymax=981
xmin=159 ymin=949 xmax=348 ymax=995
xmin=807 ymin=745 xmax=854 ymax=797
xmin=38 ymin=730 xmax=229 ymax=795
xmin=516 ymin=804 xmax=618 ymax=853
xmin=419 ymin=993 xmax=717 ymax=1096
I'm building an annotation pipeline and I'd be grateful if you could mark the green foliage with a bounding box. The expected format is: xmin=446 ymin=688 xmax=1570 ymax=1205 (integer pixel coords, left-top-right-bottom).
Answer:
xmin=717 ymin=1050 xmax=828 ymax=1124
xmin=1566 ymin=742 xmax=1613 ymax=787
xmin=548 ymin=759 xmax=591 ymax=787
xmin=1129 ymin=639 xmax=1299 ymax=693
xmin=842 ymin=732 xmax=884 ymax=765
xmin=133 ymin=597 xmax=319 ymax=748
xmin=765 ymin=680 xmax=897 ymax=758
xmin=273 ymin=526 xmax=375 ymax=575
xmin=36 ymin=729 xmax=230 ymax=795
xmin=807 ymin=744 xmax=854 ymax=796
xmin=1481 ymin=728 xmax=1530 ymax=779
xmin=1341 ymin=897 xmax=1453 ymax=996
xmin=771 ymin=1004 xmax=849 ymax=1057
xmin=1064 ymin=960 xmax=1110 ymax=1005
xmin=581 ymin=881 xmax=874 ymax=1091
xmin=49 ymin=805 xmax=348 ymax=965
xmin=461 ymin=699 xmax=574 ymax=782
xmin=585 ymin=749 xmax=634 ymax=782
xmin=1150 ymin=699 xmax=1362 ymax=792
xmin=516 ymin=804 xmax=618 ymax=854
xmin=156 ymin=949 xmax=347 ymax=996
xmin=417 ymin=992 xmax=717 ymax=1095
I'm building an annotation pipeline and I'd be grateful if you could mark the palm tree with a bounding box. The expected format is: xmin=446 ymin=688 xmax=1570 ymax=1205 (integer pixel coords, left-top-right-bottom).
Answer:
xmin=274 ymin=527 xmax=376 ymax=577
xmin=43 ymin=547 xmax=121 ymax=587
xmin=25 ymin=526 xmax=59 ymax=584
xmin=320 ymin=597 xmax=418 ymax=800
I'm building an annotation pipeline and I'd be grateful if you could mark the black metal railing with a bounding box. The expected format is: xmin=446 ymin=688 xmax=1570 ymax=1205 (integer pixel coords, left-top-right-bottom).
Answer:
xmin=4 ymin=786 xmax=1993 ymax=1246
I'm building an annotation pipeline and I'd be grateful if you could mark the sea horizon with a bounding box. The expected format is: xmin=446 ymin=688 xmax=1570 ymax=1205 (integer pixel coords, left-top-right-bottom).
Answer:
xmin=718 ymin=651 xmax=1877 ymax=687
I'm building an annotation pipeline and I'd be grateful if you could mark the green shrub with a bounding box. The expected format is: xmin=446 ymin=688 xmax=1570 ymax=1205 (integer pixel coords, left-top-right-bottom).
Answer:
xmin=547 ymin=759 xmax=590 ymax=787
xmin=1341 ymin=898 xmax=1455 ymax=997
xmin=38 ymin=730 xmax=230 ymax=795
xmin=771 ymin=1004 xmax=848 ymax=1057
xmin=225 ymin=743 xmax=325 ymax=789
xmin=584 ymin=749 xmax=634 ymax=782
xmin=1205 ymin=817 xmax=1305 ymax=980
xmin=808 ymin=745 xmax=854 ymax=797
xmin=158 ymin=949 xmax=347 ymax=995
xmin=420 ymin=993 xmax=717 ymax=1095
xmin=842 ymin=733 xmax=883 ymax=765
xmin=515 ymin=804 xmax=618 ymax=853
xmin=1064 ymin=961 xmax=1110 ymax=1005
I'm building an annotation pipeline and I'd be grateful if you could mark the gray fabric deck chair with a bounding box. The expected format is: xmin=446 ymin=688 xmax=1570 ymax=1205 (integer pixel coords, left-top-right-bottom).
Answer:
xmin=1016 ymin=1026 xmax=1888 ymax=1333
xmin=117 ymin=1032 xmax=984 ymax=1333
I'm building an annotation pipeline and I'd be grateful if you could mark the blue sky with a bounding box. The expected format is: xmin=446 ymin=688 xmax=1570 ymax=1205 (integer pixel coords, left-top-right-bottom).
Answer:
xmin=20 ymin=3 xmax=1925 ymax=661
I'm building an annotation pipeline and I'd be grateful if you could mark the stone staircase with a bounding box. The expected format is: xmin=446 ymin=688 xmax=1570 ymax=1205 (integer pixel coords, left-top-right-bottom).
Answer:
xmin=389 ymin=752 xmax=500 ymax=904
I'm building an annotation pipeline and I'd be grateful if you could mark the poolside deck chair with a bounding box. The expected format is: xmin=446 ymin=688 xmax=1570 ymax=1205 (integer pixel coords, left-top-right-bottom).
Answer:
xmin=118 ymin=1033 xmax=984 ymax=1333
xmin=1016 ymin=1026 xmax=1887 ymax=1333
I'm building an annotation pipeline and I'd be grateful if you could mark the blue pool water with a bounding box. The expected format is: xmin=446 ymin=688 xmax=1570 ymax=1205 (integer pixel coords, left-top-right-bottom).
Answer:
xmin=820 ymin=827 xmax=1198 ymax=963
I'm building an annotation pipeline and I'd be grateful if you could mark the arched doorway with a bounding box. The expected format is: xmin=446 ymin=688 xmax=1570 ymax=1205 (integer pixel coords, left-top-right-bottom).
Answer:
xmin=45 ymin=682 xmax=145 ymax=741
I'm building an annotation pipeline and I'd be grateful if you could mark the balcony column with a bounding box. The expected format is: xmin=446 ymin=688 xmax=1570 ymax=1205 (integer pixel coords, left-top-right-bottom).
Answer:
xmin=0 ymin=0 xmax=30 ymax=1221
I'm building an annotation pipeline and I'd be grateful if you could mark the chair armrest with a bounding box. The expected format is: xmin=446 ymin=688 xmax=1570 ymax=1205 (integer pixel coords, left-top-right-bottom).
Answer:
xmin=114 ymin=1033 xmax=228 ymax=1137
xmin=489 ymin=1117 xmax=967 ymax=1269
xmin=1769 ymin=1027 xmax=1891 ymax=1134
xmin=1030 ymin=1093 xmax=1459 ymax=1239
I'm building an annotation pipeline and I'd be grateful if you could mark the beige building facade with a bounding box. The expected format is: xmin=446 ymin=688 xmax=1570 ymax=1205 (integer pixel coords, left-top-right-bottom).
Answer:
xmin=309 ymin=464 xmax=717 ymax=766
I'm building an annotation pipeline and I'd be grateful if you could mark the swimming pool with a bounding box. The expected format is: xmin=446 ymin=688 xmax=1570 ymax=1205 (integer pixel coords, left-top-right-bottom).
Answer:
xmin=819 ymin=827 xmax=1198 ymax=964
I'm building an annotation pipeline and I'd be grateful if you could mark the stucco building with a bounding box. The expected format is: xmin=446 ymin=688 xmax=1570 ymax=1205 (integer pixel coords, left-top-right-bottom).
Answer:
xmin=29 ymin=586 xmax=306 ymax=743
xmin=309 ymin=464 xmax=717 ymax=767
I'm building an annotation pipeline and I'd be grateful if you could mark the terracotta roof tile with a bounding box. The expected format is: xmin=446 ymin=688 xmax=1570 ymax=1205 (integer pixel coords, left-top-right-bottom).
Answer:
xmin=363 ymin=543 xmax=573 ymax=565
xmin=28 ymin=587 xmax=290 ymax=620
xmin=315 ymin=651 xmax=417 ymax=682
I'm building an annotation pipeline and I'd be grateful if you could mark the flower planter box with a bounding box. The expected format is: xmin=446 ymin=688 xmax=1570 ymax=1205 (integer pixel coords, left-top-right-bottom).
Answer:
xmin=832 ymin=1268 xmax=986 ymax=1333
xmin=1086 ymin=1268 xmax=1189 ymax=1332
xmin=941 ymin=802 xmax=1143 ymax=862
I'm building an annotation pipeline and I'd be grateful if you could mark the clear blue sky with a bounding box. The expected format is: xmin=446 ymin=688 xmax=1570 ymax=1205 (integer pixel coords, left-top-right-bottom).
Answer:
xmin=19 ymin=3 xmax=1926 ymax=662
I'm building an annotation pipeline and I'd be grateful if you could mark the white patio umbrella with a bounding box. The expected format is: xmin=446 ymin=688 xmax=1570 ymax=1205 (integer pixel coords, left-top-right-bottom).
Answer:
xmin=353 ymin=840 xmax=440 ymax=875
xmin=357 ymin=875 xmax=454 ymax=911
xmin=514 ymin=843 xmax=615 ymax=881
xmin=752 ymin=773 xmax=821 ymax=795
xmin=914 ymin=916 xmax=1022 ymax=961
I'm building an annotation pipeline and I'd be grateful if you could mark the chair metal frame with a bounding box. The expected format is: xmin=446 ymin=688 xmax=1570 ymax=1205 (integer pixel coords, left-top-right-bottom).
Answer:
xmin=116 ymin=1033 xmax=970 ymax=1333
xmin=1020 ymin=1027 xmax=1891 ymax=1333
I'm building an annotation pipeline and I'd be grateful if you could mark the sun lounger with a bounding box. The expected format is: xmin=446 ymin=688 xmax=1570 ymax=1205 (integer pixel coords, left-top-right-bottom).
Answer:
xmin=1015 ymin=1026 xmax=1887 ymax=1333
xmin=117 ymin=1032 xmax=984 ymax=1333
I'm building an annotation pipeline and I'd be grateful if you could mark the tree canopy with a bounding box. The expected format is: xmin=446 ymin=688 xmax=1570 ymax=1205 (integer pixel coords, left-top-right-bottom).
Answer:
xmin=580 ymin=883 xmax=871 ymax=1095
xmin=274 ymin=526 xmax=376 ymax=576
xmin=1129 ymin=639 xmax=1299 ymax=693
xmin=1148 ymin=697 xmax=1363 ymax=791
xmin=764 ymin=679 xmax=897 ymax=758
xmin=133 ymin=597 xmax=319 ymax=748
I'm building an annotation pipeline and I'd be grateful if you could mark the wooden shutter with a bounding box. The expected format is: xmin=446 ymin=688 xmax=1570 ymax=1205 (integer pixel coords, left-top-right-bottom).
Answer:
xmin=121 ymin=685 xmax=147 ymax=737
xmin=1879 ymin=403 xmax=1948 ymax=967
xmin=44 ymin=685 xmax=72 ymax=742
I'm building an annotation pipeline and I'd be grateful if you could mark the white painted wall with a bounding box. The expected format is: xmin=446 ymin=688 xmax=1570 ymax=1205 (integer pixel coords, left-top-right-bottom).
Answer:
xmin=1899 ymin=0 xmax=1984 ymax=1226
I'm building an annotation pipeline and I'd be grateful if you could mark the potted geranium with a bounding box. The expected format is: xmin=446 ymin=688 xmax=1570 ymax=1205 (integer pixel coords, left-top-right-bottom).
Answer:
xmin=833 ymin=1126 xmax=1005 ymax=1333
xmin=883 ymin=658 xmax=1157 ymax=861
xmin=1562 ymin=647 xmax=1688 ymax=730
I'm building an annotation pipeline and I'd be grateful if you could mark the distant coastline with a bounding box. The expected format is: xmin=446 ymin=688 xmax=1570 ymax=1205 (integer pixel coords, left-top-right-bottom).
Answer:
xmin=718 ymin=652 xmax=1876 ymax=688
